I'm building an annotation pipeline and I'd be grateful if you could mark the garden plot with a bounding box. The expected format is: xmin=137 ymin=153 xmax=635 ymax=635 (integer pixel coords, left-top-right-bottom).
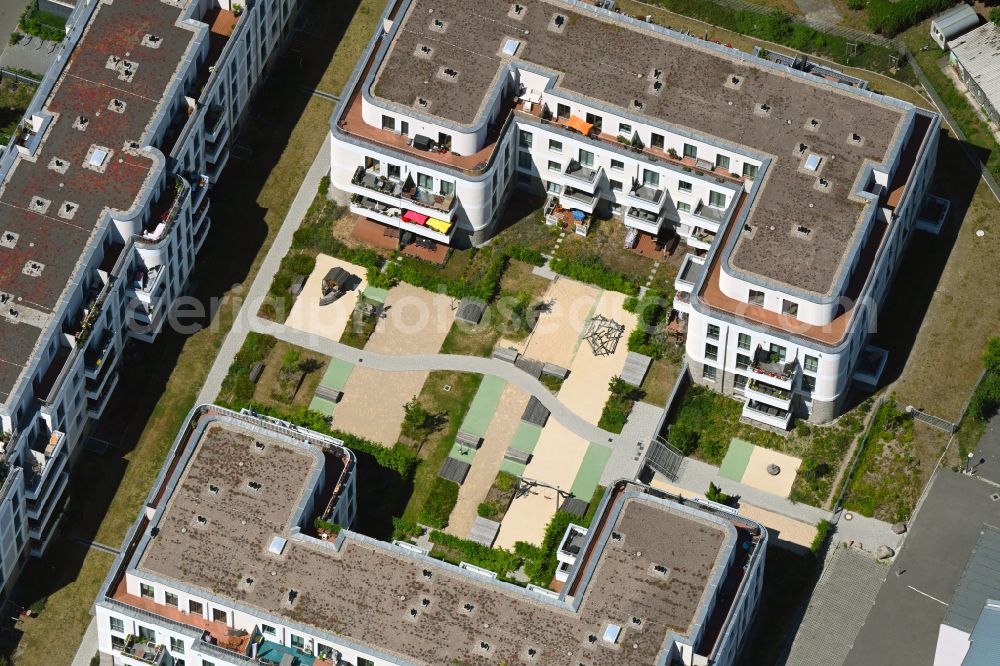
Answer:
xmin=285 ymin=254 xmax=368 ymax=341
xmin=498 ymin=278 xmax=600 ymax=369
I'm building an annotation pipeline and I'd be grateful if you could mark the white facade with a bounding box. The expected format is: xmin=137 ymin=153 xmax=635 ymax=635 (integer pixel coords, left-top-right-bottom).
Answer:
xmin=0 ymin=0 xmax=300 ymax=595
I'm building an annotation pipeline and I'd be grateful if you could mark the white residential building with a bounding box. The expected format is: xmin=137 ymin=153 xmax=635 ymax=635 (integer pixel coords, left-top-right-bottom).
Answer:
xmin=94 ymin=405 xmax=766 ymax=666
xmin=328 ymin=0 xmax=940 ymax=427
xmin=0 ymin=0 xmax=300 ymax=595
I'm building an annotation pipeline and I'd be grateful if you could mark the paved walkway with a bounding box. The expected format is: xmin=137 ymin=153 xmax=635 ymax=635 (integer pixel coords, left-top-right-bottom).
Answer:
xmin=0 ymin=34 xmax=58 ymax=75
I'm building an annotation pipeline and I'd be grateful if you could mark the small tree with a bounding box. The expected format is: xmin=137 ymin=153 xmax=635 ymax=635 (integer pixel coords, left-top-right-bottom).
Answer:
xmin=991 ymin=7 xmax=1000 ymax=25
xmin=608 ymin=376 xmax=631 ymax=398
xmin=402 ymin=396 xmax=433 ymax=439
xmin=705 ymin=482 xmax=732 ymax=505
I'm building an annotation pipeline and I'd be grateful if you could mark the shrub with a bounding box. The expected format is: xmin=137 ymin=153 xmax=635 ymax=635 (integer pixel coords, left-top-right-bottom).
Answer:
xmin=9 ymin=31 xmax=21 ymax=46
xmin=984 ymin=336 xmax=1000 ymax=375
xmin=419 ymin=477 xmax=460 ymax=528
xmin=391 ymin=516 xmax=423 ymax=540
xmin=669 ymin=423 xmax=699 ymax=454
xmin=520 ymin=511 xmax=577 ymax=585
xmin=18 ymin=7 xmax=65 ymax=42
xmin=705 ymin=481 xmax=733 ymax=505
xmin=811 ymin=519 xmax=833 ymax=553
xmin=477 ymin=500 xmax=504 ymax=519
xmin=549 ymin=255 xmax=639 ymax=295
xmin=216 ymin=333 xmax=277 ymax=407
xmin=313 ymin=517 xmax=341 ymax=535
xmin=969 ymin=372 xmax=1000 ymax=421
xmin=429 ymin=531 xmax=522 ymax=577
xmin=506 ymin=245 xmax=546 ymax=266
xmin=866 ymin=0 xmax=954 ymax=36
xmin=401 ymin=396 xmax=433 ymax=440
xmin=846 ymin=0 xmax=866 ymax=9
xmin=991 ymin=7 xmax=1000 ymax=24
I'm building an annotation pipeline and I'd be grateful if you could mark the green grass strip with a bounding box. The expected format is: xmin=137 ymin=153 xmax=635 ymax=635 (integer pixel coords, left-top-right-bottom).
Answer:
xmin=509 ymin=421 xmax=543 ymax=455
xmin=569 ymin=443 xmax=613 ymax=499
xmin=318 ymin=358 xmax=354 ymax=391
xmin=459 ymin=374 xmax=506 ymax=437
xmin=718 ymin=438 xmax=755 ymax=482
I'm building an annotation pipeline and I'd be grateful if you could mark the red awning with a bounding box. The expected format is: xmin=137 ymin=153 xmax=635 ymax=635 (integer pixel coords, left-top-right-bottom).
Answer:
xmin=402 ymin=210 xmax=428 ymax=225
xmin=566 ymin=115 xmax=593 ymax=136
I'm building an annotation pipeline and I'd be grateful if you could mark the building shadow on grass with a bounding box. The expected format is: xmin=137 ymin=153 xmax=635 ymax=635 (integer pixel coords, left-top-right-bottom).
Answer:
xmin=2 ymin=0 xmax=363 ymax=654
xmin=868 ymin=131 xmax=985 ymax=395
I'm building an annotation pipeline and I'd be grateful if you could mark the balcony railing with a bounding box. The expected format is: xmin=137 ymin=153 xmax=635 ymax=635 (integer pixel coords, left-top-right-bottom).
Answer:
xmin=750 ymin=358 xmax=796 ymax=382
xmin=627 ymin=182 xmax=664 ymax=205
xmin=401 ymin=183 xmax=455 ymax=214
xmin=563 ymin=161 xmax=600 ymax=186
xmin=561 ymin=187 xmax=598 ymax=208
xmin=351 ymin=166 xmax=402 ymax=198
xmin=742 ymin=399 xmax=792 ymax=429
xmin=746 ymin=379 xmax=791 ymax=401
xmin=119 ymin=636 xmax=164 ymax=665
xmin=140 ymin=177 xmax=190 ymax=244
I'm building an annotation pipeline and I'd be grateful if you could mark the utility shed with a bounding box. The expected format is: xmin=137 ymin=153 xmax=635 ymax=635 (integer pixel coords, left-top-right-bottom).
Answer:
xmin=930 ymin=4 xmax=979 ymax=49
xmin=949 ymin=22 xmax=1000 ymax=124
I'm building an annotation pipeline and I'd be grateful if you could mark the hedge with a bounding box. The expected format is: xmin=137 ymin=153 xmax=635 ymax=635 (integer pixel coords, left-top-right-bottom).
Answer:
xmin=626 ymin=290 xmax=671 ymax=359
xmin=19 ymin=6 xmax=65 ymax=42
xmin=418 ymin=477 xmax=460 ymax=528
xmin=549 ymin=255 xmax=639 ymax=295
xmin=866 ymin=0 xmax=954 ymax=36
xmin=429 ymin=531 xmax=521 ymax=577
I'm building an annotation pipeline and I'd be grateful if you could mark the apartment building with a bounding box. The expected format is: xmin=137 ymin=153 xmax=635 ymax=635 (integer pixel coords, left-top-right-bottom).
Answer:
xmin=329 ymin=0 xmax=940 ymax=427
xmin=94 ymin=404 xmax=765 ymax=666
xmin=0 ymin=0 xmax=299 ymax=593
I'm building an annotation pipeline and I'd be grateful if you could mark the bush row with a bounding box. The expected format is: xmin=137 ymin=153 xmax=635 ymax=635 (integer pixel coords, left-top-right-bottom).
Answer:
xmin=549 ymin=255 xmax=639 ymax=295
xmin=19 ymin=7 xmax=65 ymax=42
xmin=216 ymin=332 xmax=277 ymax=406
xmin=418 ymin=477 xmax=460 ymax=528
xmin=429 ymin=531 xmax=521 ymax=577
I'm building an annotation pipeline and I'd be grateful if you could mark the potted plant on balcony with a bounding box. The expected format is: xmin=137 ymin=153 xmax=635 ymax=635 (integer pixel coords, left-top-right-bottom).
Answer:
xmin=233 ymin=3 xmax=244 ymax=17
xmin=667 ymin=147 xmax=678 ymax=159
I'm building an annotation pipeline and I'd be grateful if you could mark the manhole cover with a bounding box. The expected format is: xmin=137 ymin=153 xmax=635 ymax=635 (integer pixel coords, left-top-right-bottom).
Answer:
xmin=442 ymin=384 xmax=451 ymax=392
xmin=844 ymin=512 xmax=854 ymax=521
xmin=990 ymin=493 xmax=1000 ymax=502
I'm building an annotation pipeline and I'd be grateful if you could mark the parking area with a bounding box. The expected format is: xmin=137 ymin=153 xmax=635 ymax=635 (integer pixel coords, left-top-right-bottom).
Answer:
xmin=285 ymin=254 xmax=369 ymax=342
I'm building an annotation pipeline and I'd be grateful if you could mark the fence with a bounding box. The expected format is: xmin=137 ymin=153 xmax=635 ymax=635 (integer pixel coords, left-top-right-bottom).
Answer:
xmin=0 ymin=68 xmax=41 ymax=86
xmin=831 ymin=394 xmax=887 ymax=513
xmin=905 ymin=405 xmax=957 ymax=434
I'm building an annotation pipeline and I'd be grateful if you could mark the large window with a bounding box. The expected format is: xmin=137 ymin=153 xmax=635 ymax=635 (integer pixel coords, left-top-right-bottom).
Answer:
xmin=556 ymin=103 xmax=570 ymax=119
xmin=110 ymin=616 xmax=125 ymax=633
xmin=610 ymin=179 xmax=623 ymax=192
xmin=705 ymin=343 xmax=718 ymax=361
xmin=703 ymin=365 xmax=717 ymax=382
xmin=549 ymin=139 xmax=562 ymax=153
xmin=748 ymin=290 xmax=765 ymax=306
xmin=618 ymin=122 xmax=632 ymax=135
xmin=212 ymin=608 xmax=227 ymax=624
xmin=736 ymin=353 xmax=751 ymax=370
xmin=517 ymin=151 xmax=531 ymax=169
xmin=610 ymin=159 xmax=624 ymax=172
xmin=651 ymin=133 xmax=665 ymax=150
xmin=642 ymin=169 xmax=660 ymax=188
xmin=380 ymin=114 xmax=395 ymax=131
xmin=770 ymin=344 xmax=786 ymax=362
xmin=578 ymin=149 xmax=595 ymax=167
xmin=417 ymin=173 xmax=433 ymax=190
xmin=439 ymin=180 xmax=455 ymax=196
xmin=548 ymin=160 xmax=561 ymax=172
xmin=715 ymin=154 xmax=731 ymax=171
xmin=165 ymin=592 xmax=178 ymax=608
xmin=290 ymin=634 xmax=305 ymax=650
xmin=734 ymin=374 xmax=748 ymax=390
xmin=804 ymin=355 xmax=819 ymax=373
xmin=678 ymin=180 xmax=692 ymax=193
xmin=707 ymin=324 xmax=720 ymax=340
xmin=801 ymin=375 xmax=816 ymax=392
xmin=683 ymin=143 xmax=698 ymax=159
xmin=782 ymin=299 xmax=799 ymax=318
xmin=738 ymin=333 xmax=751 ymax=350
xmin=138 ymin=626 xmax=156 ymax=643
xmin=546 ymin=182 xmax=561 ymax=194
xmin=170 ymin=638 xmax=185 ymax=654
xmin=585 ymin=112 xmax=603 ymax=129
xmin=140 ymin=583 xmax=154 ymax=599
xmin=708 ymin=191 xmax=727 ymax=208
xmin=676 ymin=201 xmax=691 ymax=213
xmin=189 ymin=600 xmax=204 ymax=615
xmin=261 ymin=624 xmax=277 ymax=636
xmin=743 ymin=163 xmax=759 ymax=179
xmin=358 ymin=658 xmax=376 ymax=666
xmin=518 ymin=130 xmax=533 ymax=148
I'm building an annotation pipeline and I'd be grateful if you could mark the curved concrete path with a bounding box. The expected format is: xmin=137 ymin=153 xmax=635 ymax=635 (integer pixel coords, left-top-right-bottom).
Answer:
xmin=197 ymin=133 xmax=625 ymax=446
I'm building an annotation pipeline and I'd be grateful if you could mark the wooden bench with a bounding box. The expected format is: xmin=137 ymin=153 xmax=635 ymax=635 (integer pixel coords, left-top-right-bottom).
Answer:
xmin=455 ymin=430 xmax=482 ymax=449
xmin=314 ymin=385 xmax=343 ymax=403
xmin=504 ymin=447 xmax=531 ymax=465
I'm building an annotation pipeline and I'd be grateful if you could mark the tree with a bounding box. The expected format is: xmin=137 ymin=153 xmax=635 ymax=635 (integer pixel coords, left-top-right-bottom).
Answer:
xmin=705 ymin=481 xmax=732 ymax=505
xmin=402 ymin=396 xmax=433 ymax=440
xmin=608 ymin=376 xmax=631 ymax=398
xmin=990 ymin=7 xmax=1000 ymax=25
xmin=984 ymin=336 xmax=1000 ymax=374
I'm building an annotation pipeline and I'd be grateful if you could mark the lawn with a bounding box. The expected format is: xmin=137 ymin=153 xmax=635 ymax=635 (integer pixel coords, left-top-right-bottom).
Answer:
xmin=640 ymin=357 xmax=683 ymax=406
xmin=0 ymin=79 xmax=36 ymax=144
xmin=8 ymin=1 xmax=387 ymax=663
xmin=249 ymin=340 xmax=329 ymax=410
xmin=400 ymin=371 xmax=484 ymax=525
xmin=667 ymin=384 xmax=871 ymax=507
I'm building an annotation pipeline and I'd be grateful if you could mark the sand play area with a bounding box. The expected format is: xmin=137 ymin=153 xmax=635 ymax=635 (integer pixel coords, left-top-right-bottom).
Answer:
xmin=718 ymin=438 xmax=802 ymax=498
xmin=498 ymin=278 xmax=600 ymax=368
xmin=285 ymin=254 xmax=368 ymax=342
xmin=328 ymin=282 xmax=455 ymax=446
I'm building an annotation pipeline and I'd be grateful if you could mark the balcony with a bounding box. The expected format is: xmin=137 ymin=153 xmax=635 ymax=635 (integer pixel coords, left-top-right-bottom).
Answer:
xmin=401 ymin=181 xmax=456 ymax=218
xmin=84 ymin=333 xmax=116 ymax=379
xmin=742 ymin=399 xmax=792 ymax=430
xmin=204 ymin=105 xmax=226 ymax=141
xmin=559 ymin=186 xmax=598 ymax=214
xmin=745 ymin=378 xmax=793 ymax=411
xmin=87 ymin=373 xmax=119 ymax=419
xmin=140 ymin=177 xmax=190 ymax=245
xmin=23 ymin=427 xmax=66 ymax=499
xmin=622 ymin=182 xmax=665 ymax=212
xmin=562 ymin=161 xmax=601 ymax=192
xmin=686 ymin=228 xmax=716 ymax=251
xmin=350 ymin=197 xmax=455 ymax=245
xmin=119 ymin=636 xmax=166 ymax=665
xmin=673 ymin=289 xmax=691 ymax=314
xmin=623 ymin=206 xmax=667 ymax=235
xmin=675 ymin=254 xmax=704 ymax=293
xmin=351 ymin=166 xmax=403 ymax=198
xmin=750 ymin=349 xmax=798 ymax=390
xmin=71 ymin=283 xmax=110 ymax=344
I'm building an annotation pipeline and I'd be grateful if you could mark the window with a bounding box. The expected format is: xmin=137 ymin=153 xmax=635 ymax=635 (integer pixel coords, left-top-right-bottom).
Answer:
xmin=165 ymin=592 xmax=178 ymax=608
xmin=610 ymin=159 xmax=624 ymax=172
xmin=782 ymin=299 xmax=799 ymax=318
xmin=748 ymin=290 xmax=764 ymax=306
xmin=400 ymin=120 xmax=409 ymax=136
xmin=317 ymin=644 xmax=335 ymax=660
xmin=138 ymin=626 xmax=156 ymax=642
xmin=358 ymin=659 xmax=376 ymax=666
xmin=585 ymin=112 xmax=602 ymax=129
xmin=111 ymin=636 xmax=126 ymax=650
xmin=439 ymin=180 xmax=454 ymax=196
xmin=202 ymin=661 xmax=215 ymax=666
xmin=189 ymin=600 xmax=203 ymax=615
xmin=702 ymin=365 xmax=717 ymax=381
xmin=738 ymin=333 xmax=751 ymax=350
xmin=578 ymin=149 xmax=595 ymax=167
xmin=804 ymin=355 xmax=819 ymax=373
xmin=556 ymin=103 xmax=570 ymax=119
xmin=742 ymin=163 xmax=759 ymax=179
xmin=676 ymin=201 xmax=691 ymax=213
xmin=706 ymin=324 xmax=720 ymax=340
xmin=801 ymin=375 xmax=816 ymax=392
xmin=518 ymin=130 xmax=533 ymax=148
xmin=381 ymin=115 xmax=395 ymax=131
xmin=290 ymin=634 xmax=305 ymax=650
xmin=736 ymin=353 xmax=751 ymax=370
xmin=170 ymin=637 xmax=185 ymax=654
xmin=715 ymin=154 xmax=731 ymax=171
xmin=140 ymin=583 xmax=155 ymax=599
xmin=437 ymin=132 xmax=452 ymax=150
xmin=212 ymin=608 xmax=227 ymax=624
xmin=770 ymin=344 xmax=786 ymax=362
xmin=547 ymin=160 xmax=561 ymax=172
xmin=417 ymin=173 xmax=433 ymax=190
xmin=678 ymin=180 xmax=692 ymax=193
xmin=642 ymin=169 xmax=660 ymax=188
xmin=708 ymin=191 xmax=726 ymax=208
xmin=387 ymin=164 xmax=401 ymax=180
xmin=109 ymin=616 xmax=125 ymax=633
xmin=683 ymin=143 xmax=698 ymax=159
xmin=651 ymin=133 xmax=665 ymax=150
xmin=546 ymin=182 xmax=561 ymax=194
xmin=705 ymin=343 xmax=718 ymax=361
xmin=518 ymin=151 xmax=531 ymax=169
xmin=549 ymin=139 xmax=562 ymax=153
xmin=610 ymin=179 xmax=623 ymax=192
xmin=734 ymin=374 xmax=748 ymax=390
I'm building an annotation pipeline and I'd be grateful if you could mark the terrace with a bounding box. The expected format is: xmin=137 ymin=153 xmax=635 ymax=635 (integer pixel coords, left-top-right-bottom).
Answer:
xmin=745 ymin=378 xmax=793 ymax=411
xmin=559 ymin=186 xmax=598 ymax=213
xmin=622 ymin=181 xmax=666 ymax=212
xmin=350 ymin=166 xmax=403 ymax=198
xmin=624 ymin=206 xmax=668 ymax=234
xmin=562 ymin=160 xmax=601 ymax=189
xmin=118 ymin=636 xmax=164 ymax=665
xmin=742 ymin=399 xmax=793 ymax=430
xmin=401 ymin=178 xmax=455 ymax=215
xmin=141 ymin=177 xmax=190 ymax=244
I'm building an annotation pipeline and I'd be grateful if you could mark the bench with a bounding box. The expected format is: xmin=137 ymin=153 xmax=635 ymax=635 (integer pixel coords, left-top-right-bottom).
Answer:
xmin=314 ymin=385 xmax=343 ymax=403
xmin=455 ymin=430 xmax=482 ymax=449
xmin=504 ymin=447 xmax=531 ymax=465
